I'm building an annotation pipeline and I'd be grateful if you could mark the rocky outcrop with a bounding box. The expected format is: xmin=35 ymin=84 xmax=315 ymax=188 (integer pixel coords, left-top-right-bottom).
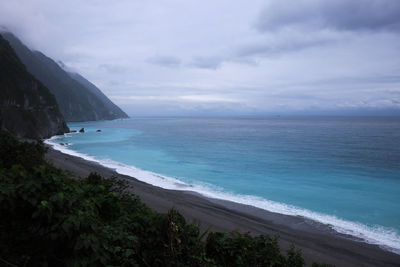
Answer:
xmin=2 ymin=32 xmax=128 ymax=122
xmin=0 ymin=34 xmax=69 ymax=139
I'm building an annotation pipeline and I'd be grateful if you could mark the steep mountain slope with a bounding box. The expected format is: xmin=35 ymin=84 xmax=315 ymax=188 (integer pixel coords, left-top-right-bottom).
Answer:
xmin=0 ymin=34 xmax=69 ymax=139
xmin=68 ymin=72 xmax=128 ymax=119
xmin=2 ymin=32 xmax=128 ymax=122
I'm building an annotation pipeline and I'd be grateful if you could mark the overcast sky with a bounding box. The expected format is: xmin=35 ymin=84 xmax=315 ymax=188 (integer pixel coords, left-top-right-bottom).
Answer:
xmin=1 ymin=0 xmax=400 ymax=116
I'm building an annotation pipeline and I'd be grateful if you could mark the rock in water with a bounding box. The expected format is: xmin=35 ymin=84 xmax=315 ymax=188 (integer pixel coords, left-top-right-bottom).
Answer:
xmin=79 ymin=128 xmax=85 ymax=133
xmin=96 ymin=129 xmax=101 ymax=132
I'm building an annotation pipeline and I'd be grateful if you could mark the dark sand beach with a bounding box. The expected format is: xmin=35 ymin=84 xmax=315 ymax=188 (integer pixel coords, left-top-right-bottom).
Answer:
xmin=46 ymin=147 xmax=400 ymax=267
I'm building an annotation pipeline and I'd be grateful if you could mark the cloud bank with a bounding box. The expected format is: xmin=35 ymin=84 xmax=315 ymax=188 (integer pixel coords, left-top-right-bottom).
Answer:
xmin=256 ymin=0 xmax=400 ymax=33
xmin=0 ymin=0 xmax=399 ymax=115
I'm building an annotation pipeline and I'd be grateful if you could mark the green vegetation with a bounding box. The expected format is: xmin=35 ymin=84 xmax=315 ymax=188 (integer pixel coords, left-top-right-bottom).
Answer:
xmin=0 ymin=132 xmax=331 ymax=266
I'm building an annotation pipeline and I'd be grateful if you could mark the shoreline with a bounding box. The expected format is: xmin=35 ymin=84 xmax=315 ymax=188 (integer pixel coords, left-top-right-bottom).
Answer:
xmin=45 ymin=134 xmax=400 ymax=255
xmin=45 ymin=147 xmax=400 ymax=267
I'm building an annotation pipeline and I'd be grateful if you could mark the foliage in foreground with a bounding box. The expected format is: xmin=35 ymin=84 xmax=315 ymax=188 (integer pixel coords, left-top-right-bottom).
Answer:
xmin=0 ymin=132 xmax=331 ymax=266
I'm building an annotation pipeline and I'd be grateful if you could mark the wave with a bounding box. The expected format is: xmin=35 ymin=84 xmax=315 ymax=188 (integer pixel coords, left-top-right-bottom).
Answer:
xmin=45 ymin=135 xmax=400 ymax=255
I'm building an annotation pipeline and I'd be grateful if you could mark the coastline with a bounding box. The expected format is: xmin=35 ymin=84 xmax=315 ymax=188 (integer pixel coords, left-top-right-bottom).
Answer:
xmin=45 ymin=147 xmax=400 ymax=267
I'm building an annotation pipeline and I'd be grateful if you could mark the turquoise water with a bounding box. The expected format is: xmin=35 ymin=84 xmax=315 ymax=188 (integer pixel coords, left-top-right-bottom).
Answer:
xmin=46 ymin=117 xmax=400 ymax=253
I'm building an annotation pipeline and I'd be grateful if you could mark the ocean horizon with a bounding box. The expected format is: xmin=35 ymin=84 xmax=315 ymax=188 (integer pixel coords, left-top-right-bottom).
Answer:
xmin=45 ymin=116 xmax=400 ymax=254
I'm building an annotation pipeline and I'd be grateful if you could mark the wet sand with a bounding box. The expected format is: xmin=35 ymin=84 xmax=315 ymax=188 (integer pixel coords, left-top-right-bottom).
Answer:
xmin=45 ymin=147 xmax=400 ymax=267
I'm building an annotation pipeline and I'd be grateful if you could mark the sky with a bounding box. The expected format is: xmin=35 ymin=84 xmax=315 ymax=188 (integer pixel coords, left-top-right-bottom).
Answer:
xmin=1 ymin=0 xmax=400 ymax=116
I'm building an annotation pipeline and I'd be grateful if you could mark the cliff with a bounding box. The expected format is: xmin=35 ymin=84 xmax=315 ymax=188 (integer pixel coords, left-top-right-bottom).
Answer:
xmin=2 ymin=32 xmax=128 ymax=122
xmin=0 ymin=34 xmax=69 ymax=139
xmin=68 ymin=72 xmax=128 ymax=119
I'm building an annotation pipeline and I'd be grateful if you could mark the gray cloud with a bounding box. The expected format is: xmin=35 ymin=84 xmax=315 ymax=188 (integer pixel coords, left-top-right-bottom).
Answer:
xmin=189 ymin=56 xmax=223 ymax=69
xmin=236 ymin=37 xmax=331 ymax=58
xmin=188 ymin=57 xmax=224 ymax=70
xmin=187 ymin=33 xmax=335 ymax=68
xmin=186 ymin=37 xmax=331 ymax=68
xmin=147 ymin=56 xmax=181 ymax=68
xmin=256 ymin=0 xmax=400 ymax=33
xmin=99 ymin=64 xmax=127 ymax=74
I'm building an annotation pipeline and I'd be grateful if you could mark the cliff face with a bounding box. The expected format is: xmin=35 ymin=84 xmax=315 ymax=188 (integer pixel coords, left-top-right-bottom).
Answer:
xmin=0 ymin=34 xmax=69 ymax=139
xmin=2 ymin=32 xmax=128 ymax=122
xmin=68 ymin=72 xmax=128 ymax=120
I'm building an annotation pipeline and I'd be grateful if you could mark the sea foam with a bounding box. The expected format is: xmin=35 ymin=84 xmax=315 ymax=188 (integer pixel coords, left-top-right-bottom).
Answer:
xmin=45 ymin=134 xmax=400 ymax=255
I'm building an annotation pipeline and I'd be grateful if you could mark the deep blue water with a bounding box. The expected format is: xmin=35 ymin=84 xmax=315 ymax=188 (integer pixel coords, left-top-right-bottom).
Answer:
xmin=47 ymin=117 xmax=400 ymax=252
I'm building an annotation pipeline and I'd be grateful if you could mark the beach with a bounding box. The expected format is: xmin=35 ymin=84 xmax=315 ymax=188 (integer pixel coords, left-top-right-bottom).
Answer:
xmin=45 ymin=147 xmax=400 ymax=267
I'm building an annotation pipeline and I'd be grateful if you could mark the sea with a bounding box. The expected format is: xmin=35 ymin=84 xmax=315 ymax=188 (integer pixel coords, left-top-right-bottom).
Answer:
xmin=45 ymin=117 xmax=400 ymax=254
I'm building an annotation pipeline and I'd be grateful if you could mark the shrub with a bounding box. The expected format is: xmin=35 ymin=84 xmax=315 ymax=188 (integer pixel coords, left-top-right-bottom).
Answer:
xmin=0 ymin=131 xmax=47 ymax=169
xmin=0 ymin=132 xmax=330 ymax=266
